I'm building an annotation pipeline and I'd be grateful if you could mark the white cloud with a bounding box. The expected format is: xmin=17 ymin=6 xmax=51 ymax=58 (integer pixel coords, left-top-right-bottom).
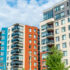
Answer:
xmin=0 ymin=0 xmax=63 ymax=29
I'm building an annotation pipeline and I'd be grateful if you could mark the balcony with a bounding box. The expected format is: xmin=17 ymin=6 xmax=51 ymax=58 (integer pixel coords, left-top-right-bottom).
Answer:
xmin=47 ymin=40 xmax=54 ymax=46
xmin=11 ymin=61 xmax=23 ymax=66
xmin=11 ymin=55 xmax=23 ymax=61
xmin=47 ymin=33 xmax=54 ymax=38
xmin=12 ymin=26 xmax=20 ymax=32
xmin=47 ymin=25 xmax=54 ymax=31
xmin=11 ymin=44 xmax=23 ymax=49
xmin=12 ymin=38 xmax=23 ymax=43
xmin=11 ymin=49 xmax=23 ymax=55
xmin=12 ymin=32 xmax=23 ymax=38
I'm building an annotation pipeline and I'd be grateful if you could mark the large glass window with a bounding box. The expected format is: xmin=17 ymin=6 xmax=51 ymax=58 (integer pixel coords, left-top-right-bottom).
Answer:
xmin=43 ymin=10 xmax=53 ymax=20
xmin=55 ymin=5 xmax=64 ymax=12
xmin=41 ymin=24 xmax=47 ymax=30
xmin=55 ymin=12 xmax=65 ymax=20
xmin=41 ymin=39 xmax=46 ymax=44
xmin=41 ymin=32 xmax=47 ymax=37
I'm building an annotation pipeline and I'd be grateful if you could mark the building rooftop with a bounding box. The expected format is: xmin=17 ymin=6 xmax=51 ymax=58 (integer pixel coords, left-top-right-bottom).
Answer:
xmin=43 ymin=0 xmax=67 ymax=13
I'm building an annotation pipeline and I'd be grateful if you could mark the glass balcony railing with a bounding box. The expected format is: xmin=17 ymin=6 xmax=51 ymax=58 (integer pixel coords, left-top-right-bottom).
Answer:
xmin=47 ymin=25 xmax=54 ymax=30
xmin=11 ymin=55 xmax=23 ymax=60
xmin=46 ymin=40 xmax=54 ymax=45
xmin=12 ymin=26 xmax=19 ymax=32
xmin=12 ymin=32 xmax=23 ymax=38
xmin=12 ymin=25 xmax=23 ymax=32
xmin=12 ymin=38 xmax=23 ymax=43
xmin=11 ymin=44 xmax=23 ymax=49
xmin=11 ymin=49 xmax=23 ymax=54
xmin=47 ymin=33 xmax=54 ymax=37
xmin=11 ymin=61 xmax=23 ymax=66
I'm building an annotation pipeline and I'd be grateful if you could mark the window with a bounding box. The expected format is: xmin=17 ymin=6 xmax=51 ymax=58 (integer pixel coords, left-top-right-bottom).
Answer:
xmin=34 ymin=62 xmax=37 ymax=66
xmin=68 ymin=18 xmax=70 ymax=22
xmin=69 ymin=33 xmax=70 ymax=38
xmin=2 ymin=36 xmax=5 ymax=40
xmin=2 ymin=30 xmax=5 ymax=34
xmin=42 ymin=61 xmax=46 ymax=67
xmin=29 ymin=45 xmax=31 ymax=48
xmin=55 ymin=22 xmax=59 ymax=26
xmin=61 ymin=12 xmax=65 ymax=17
xmin=55 ymin=12 xmax=65 ymax=19
xmin=2 ymin=42 xmax=4 ymax=45
xmin=34 ymin=29 xmax=36 ymax=32
xmin=41 ymin=32 xmax=47 ymax=37
xmin=34 ymin=46 xmax=37 ymax=49
xmin=62 ymin=34 xmax=66 ymax=40
xmin=56 ymin=44 xmax=60 ymax=50
xmin=41 ymin=39 xmax=46 ymax=44
xmin=68 ymin=25 xmax=70 ymax=30
xmin=63 ymin=51 xmax=67 ymax=56
xmin=34 ymin=57 xmax=37 ymax=60
xmin=55 ymin=29 xmax=59 ymax=34
xmin=61 ymin=19 xmax=65 ymax=25
xmin=60 ymin=5 xmax=64 ymax=10
xmin=62 ymin=27 xmax=66 ymax=32
xmin=8 ymin=40 xmax=9 ymax=44
xmin=34 ymin=35 xmax=36 ymax=38
xmin=0 ymin=57 xmax=3 ymax=61
xmin=56 ymin=36 xmax=60 ymax=42
xmin=29 ymin=34 xmax=32 ymax=38
xmin=67 ymin=2 xmax=69 ymax=6
xmin=1 ymin=47 xmax=4 ymax=50
xmin=62 ymin=42 xmax=67 ymax=48
xmin=64 ymin=59 xmax=68 ymax=65
xmin=41 ymin=24 xmax=47 ymax=30
xmin=8 ymin=35 xmax=10 ymax=38
xmin=34 ymin=51 xmax=37 ymax=55
xmin=7 ymin=51 xmax=9 ymax=55
xmin=67 ymin=9 xmax=70 ymax=14
xmin=43 ymin=10 xmax=53 ymax=20
xmin=29 ymin=29 xmax=31 ymax=32
xmin=34 ymin=40 xmax=36 ymax=44
xmin=29 ymin=40 xmax=32 ymax=43
xmin=55 ymin=5 xmax=64 ymax=12
xmin=42 ymin=53 xmax=47 ymax=59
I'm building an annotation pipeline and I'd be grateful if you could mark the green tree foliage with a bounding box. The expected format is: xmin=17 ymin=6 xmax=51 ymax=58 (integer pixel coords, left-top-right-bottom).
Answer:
xmin=46 ymin=46 xmax=70 ymax=70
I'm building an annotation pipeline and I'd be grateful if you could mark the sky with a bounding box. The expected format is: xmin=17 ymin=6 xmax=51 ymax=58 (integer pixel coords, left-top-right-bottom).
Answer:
xmin=0 ymin=0 xmax=63 ymax=28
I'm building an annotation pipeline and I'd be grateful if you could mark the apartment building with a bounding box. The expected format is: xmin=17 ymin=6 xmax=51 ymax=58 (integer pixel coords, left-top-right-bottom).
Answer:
xmin=6 ymin=24 xmax=40 ymax=70
xmin=0 ymin=28 xmax=8 ymax=70
xmin=40 ymin=0 xmax=70 ymax=70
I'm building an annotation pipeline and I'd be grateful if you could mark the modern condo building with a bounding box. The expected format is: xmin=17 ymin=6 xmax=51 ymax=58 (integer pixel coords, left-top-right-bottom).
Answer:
xmin=0 ymin=28 xmax=8 ymax=70
xmin=6 ymin=24 xmax=40 ymax=70
xmin=40 ymin=0 xmax=70 ymax=70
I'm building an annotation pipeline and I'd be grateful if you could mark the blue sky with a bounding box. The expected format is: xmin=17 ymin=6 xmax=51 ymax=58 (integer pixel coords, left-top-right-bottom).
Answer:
xmin=0 ymin=0 xmax=62 ymax=28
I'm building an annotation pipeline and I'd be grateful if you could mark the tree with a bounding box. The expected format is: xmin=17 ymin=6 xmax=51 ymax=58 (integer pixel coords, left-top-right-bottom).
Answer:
xmin=46 ymin=46 xmax=70 ymax=70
